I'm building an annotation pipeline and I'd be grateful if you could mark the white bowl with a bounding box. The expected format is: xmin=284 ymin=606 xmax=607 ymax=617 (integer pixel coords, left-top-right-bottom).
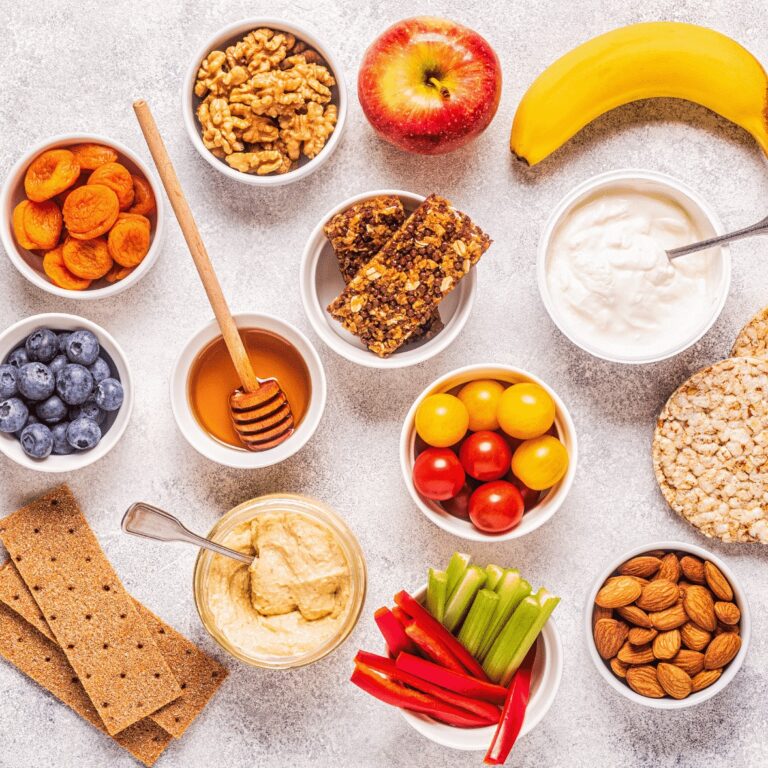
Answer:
xmin=182 ymin=18 xmax=347 ymax=186
xmin=400 ymin=364 xmax=577 ymax=542
xmin=585 ymin=540 xmax=750 ymax=709
xmin=0 ymin=133 xmax=165 ymax=300
xmin=300 ymin=190 xmax=477 ymax=369
xmin=0 ymin=312 xmax=134 ymax=472
xmin=399 ymin=584 xmax=562 ymax=750
xmin=537 ymin=169 xmax=731 ymax=364
xmin=171 ymin=312 xmax=326 ymax=468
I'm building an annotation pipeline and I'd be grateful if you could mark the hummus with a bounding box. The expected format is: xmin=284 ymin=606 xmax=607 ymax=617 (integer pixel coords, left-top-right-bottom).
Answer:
xmin=206 ymin=510 xmax=351 ymax=658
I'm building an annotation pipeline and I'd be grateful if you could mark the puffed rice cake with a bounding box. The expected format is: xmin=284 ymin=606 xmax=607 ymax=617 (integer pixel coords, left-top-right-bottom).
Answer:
xmin=731 ymin=305 xmax=768 ymax=359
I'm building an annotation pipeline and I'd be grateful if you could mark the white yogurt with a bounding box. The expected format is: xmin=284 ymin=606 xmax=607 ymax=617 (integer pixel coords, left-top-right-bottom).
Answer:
xmin=545 ymin=185 xmax=722 ymax=360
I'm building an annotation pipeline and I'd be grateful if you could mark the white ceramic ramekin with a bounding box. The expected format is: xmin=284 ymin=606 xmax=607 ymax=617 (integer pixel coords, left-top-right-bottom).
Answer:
xmin=300 ymin=190 xmax=477 ymax=369
xmin=585 ymin=540 xmax=750 ymax=709
xmin=537 ymin=169 xmax=731 ymax=364
xmin=182 ymin=18 xmax=347 ymax=186
xmin=170 ymin=312 xmax=326 ymax=468
xmin=0 ymin=133 xmax=165 ymax=299
xmin=400 ymin=364 xmax=577 ymax=542
xmin=0 ymin=312 xmax=134 ymax=472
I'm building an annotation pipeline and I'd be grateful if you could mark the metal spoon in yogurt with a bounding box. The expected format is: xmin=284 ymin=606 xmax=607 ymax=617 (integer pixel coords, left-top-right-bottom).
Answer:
xmin=667 ymin=214 xmax=768 ymax=259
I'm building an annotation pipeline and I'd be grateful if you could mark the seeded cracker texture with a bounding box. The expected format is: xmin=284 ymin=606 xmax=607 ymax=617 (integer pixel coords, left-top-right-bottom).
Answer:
xmin=327 ymin=194 xmax=491 ymax=357
xmin=652 ymin=357 xmax=768 ymax=543
xmin=732 ymin=305 xmax=768 ymax=359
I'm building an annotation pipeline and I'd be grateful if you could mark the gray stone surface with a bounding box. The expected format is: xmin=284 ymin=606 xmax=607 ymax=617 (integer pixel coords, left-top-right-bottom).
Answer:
xmin=1 ymin=0 xmax=767 ymax=766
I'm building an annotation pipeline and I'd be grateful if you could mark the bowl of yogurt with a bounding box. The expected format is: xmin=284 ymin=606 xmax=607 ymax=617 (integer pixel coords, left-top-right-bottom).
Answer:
xmin=538 ymin=170 xmax=730 ymax=364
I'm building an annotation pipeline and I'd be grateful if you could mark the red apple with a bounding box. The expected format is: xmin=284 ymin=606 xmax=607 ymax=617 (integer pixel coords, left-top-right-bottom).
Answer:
xmin=358 ymin=17 xmax=502 ymax=155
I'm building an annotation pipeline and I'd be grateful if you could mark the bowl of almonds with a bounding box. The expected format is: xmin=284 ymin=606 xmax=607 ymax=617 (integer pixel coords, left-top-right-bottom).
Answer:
xmin=586 ymin=541 xmax=749 ymax=708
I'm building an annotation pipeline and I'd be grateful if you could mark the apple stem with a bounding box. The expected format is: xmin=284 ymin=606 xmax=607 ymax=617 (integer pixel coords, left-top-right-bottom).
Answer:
xmin=428 ymin=77 xmax=450 ymax=99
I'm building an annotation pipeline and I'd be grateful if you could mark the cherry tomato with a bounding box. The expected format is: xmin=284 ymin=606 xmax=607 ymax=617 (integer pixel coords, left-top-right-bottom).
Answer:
xmin=511 ymin=435 xmax=569 ymax=491
xmin=510 ymin=476 xmax=541 ymax=510
xmin=413 ymin=448 xmax=466 ymax=500
xmin=497 ymin=383 xmax=556 ymax=440
xmin=457 ymin=379 xmax=504 ymax=431
xmin=468 ymin=481 xmax=524 ymax=533
xmin=441 ymin=483 xmax=473 ymax=520
xmin=459 ymin=431 xmax=512 ymax=481
xmin=415 ymin=394 xmax=469 ymax=448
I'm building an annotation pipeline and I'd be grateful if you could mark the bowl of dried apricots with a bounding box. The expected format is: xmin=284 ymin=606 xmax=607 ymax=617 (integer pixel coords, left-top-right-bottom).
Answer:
xmin=0 ymin=133 xmax=164 ymax=299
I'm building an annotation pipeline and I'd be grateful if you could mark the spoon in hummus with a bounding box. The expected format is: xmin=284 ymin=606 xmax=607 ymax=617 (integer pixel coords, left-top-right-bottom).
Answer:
xmin=667 ymin=213 xmax=768 ymax=259
xmin=121 ymin=502 xmax=252 ymax=564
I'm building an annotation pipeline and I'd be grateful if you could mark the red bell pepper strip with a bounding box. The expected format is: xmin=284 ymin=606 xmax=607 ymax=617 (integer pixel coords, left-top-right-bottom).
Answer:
xmin=391 ymin=605 xmax=411 ymax=627
xmin=484 ymin=646 xmax=537 ymax=765
xmin=350 ymin=662 xmax=494 ymax=728
xmin=404 ymin=622 xmax=466 ymax=674
xmin=394 ymin=590 xmax=490 ymax=681
xmin=396 ymin=652 xmax=508 ymax=706
xmin=374 ymin=607 xmax=417 ymax=658
xmin=355 ymin=651 xmax=500 ymax=724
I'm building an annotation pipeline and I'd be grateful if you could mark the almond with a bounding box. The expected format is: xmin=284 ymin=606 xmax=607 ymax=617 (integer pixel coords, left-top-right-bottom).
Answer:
xmin=628 ymin=627 xmax=658 ymax=645
xmin=626 ymin=665 xmax=665 ymax=698
xmin=595 ymin=576 xmax=642 ymax=608
xmin=657 ymin=662 xmax=692 ymax=699
xmin=716 ymin=621 xmax=740 ymax=636
xmin=683 ymin=585 xmax=716 ymax=631
xmin=714 ymin=601 xmax=740 ymax=626
xmin=619 ymin=556 xmax=662 ymax=578
xmin=616 ymin=604 xmax=652 ymax=628
xmin=610 ymin=656 xmax=629 ymax=679
xmin=691 ymin=668 xmax=722 ymax=692
xmin=636 ymin=579 xmax=679 ymax=612
xmin=645 ymin=549 xmax=667 ymax=558
xmin=704 ymin=561 xmax=733 ymax=601
xmin=592 ymin=605 xmax=613 ymax=627
xmin=650 ymin=602 xmax=688 ymax=630
xmin=680 ymin=555 xmax=706 ymax=584
xmin=655 ymin=552 xmax=681 ymax=583
xmin=704 ymin=632 xmax=741 ymax=669
xmin=617 ymin=641 xmax=655 ymax=665
xmin=593 ymin=618 xmax=629 ymax=660
xmin=671 ymin=649 xmax=705 ymax=676
xmin=653 ymin=629 xmax=681 ymax=660
xmin=680 ymin=622 xmax=711 ymax=651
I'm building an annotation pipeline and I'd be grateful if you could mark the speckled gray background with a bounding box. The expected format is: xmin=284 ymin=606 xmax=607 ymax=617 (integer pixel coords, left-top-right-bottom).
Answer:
xmin=1 ymin=0 xmax=767 ymax=766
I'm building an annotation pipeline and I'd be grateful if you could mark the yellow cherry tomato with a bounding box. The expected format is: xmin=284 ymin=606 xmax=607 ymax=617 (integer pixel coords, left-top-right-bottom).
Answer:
xmin=497 ymin=383 xmax=556 ymax=440
xmin=415 ymin=393 xmax=469 ymax=448
xmin=511 ymin=435 xmax=569 ymax=491
xmin=457 ymin=379 xmax=504 ymax=432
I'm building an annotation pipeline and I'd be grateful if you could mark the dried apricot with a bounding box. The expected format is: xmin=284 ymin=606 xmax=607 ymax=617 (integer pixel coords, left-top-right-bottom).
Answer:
xmin=54 ymin=173 xmax=88 ymax=208
xmin=23 ymin=200 xmax=62 ymax=249
xmin=62 ymin=184 xmax=119 ymax=239
xmin=24 ymin=149 xmax=80 ymax=202
xmin=107 ymin=216 xmax=150 ymax=268
xmin=105 ymin=263 xmax=134 ymax=283
xmin=128 ymin=174 xmax=156 ymax=215
xmin=70 ymin=143 xmax=118 ymax=170
xmin=87 ymin=162 xmax=134 ymax=210
xmin=43 ymin=246 xmax=91 ymax=291
xmin=12 ymin=201 xmax=39 ymax=250
xmin=62 ymin=236 xmax=112 ymax=279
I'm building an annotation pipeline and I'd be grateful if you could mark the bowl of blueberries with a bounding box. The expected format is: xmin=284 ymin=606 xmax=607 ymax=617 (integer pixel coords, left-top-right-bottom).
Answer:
xmin=0 ymin=313 xmax=132 ymax=472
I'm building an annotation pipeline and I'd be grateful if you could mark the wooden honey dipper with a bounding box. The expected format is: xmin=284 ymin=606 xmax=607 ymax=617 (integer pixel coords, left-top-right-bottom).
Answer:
xmin=133 ymin=99 xmax=294 ymax=451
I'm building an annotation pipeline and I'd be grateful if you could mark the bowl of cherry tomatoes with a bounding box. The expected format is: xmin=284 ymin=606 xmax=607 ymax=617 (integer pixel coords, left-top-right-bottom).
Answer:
xmin=400 ymin=364 xmax=577 ymax=542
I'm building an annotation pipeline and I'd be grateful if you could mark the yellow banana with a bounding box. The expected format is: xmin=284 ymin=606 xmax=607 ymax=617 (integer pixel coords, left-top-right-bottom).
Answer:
xmin=510 ymin=22 xmax=768 ymax=165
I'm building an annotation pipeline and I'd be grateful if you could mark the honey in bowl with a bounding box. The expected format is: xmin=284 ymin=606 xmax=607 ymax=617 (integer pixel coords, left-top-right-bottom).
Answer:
xmin=188 ymin=329 xmax=311 ymax=449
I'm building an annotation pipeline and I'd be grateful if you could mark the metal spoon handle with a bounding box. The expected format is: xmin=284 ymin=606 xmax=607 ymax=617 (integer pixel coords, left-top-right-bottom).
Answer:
xmin=121 ymin=502 xmax=253 ymax=565
xmin=667 ymin=215 xmax=768 ymax=259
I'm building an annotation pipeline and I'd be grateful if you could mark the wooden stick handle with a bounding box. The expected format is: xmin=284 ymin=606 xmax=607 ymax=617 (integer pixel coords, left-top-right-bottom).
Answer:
xmin=132 ymin=99 xmax=260 ymax=392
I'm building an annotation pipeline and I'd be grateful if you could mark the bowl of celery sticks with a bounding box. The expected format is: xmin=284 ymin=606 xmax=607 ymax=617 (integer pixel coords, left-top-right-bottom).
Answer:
xmin=350 ymin=553 xmax=563 ymax=761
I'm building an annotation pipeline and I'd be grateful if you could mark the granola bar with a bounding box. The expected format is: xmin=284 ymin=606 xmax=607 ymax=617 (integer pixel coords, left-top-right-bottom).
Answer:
xmin=327 ymin=194 xmax=491 ymax=357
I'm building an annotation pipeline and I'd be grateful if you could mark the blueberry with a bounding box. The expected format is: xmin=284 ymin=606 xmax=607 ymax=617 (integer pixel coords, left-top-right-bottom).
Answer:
xmin=25 ymin=328 xmax=58 ymax=363
xmin=51 ymin=422 xmax=74 ymax=455
xmin=6 ymin=347 xmax=29 ymax=368
xmin=0 ymin=398 xmax=29 ymax=433
xmin=56 ymin=364 xmax=94 ymax=405
xmin=20 ymin=422 xmax=53 ymax=459
xmin=36 ymin=395 xmax=68 ymax=424
xmin=88 ymin=357 xmax=111 ymax=384
xmin=66 ymin=417 xmax=101 ymax=450
xmin=94 ymin=377 xmax=123 ymax=412
xmin=69 ymin=395 xmax=106 ymax=426
xmin=15 ymin=412 xmax=38 ymax=438
xmin=17 ymin=362 xmax=55 ymax=401
xmin=65 ymin=330 xmax=100 ymax=366
xmin=0 ymin=364 xmax=18 ymax=398
xmin=48 ymin=354 xmax=69 ymax=376
xmin=57 ymin=332 xmax=72 ymax=354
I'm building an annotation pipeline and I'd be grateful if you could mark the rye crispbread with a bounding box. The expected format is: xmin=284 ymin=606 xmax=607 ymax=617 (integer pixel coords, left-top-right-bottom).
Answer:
xmin=732 ymin=306 xmax=768 ymax=359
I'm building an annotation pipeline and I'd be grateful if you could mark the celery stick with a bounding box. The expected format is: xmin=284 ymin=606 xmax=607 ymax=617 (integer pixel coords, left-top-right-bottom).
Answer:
xmin=457 ymin=588 xmax=499 ymax=657
xmin=477 ymin=571 xmax=531 ymax=661
xmin=443 ymin=566 xmax=487 ymax=632
xmin=426 ymin=569 xmax=448 ymax=622
xmin=445 ymin=552 xmax=472 ymax=598
xmin=484 ymin=564 xmax=504 ymax=592
xmin=482 ymin=594 xmax=542 ymax=683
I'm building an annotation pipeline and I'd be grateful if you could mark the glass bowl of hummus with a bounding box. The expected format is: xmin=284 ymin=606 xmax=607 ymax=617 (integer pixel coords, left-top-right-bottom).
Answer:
xmin=194 ymin=494 xmax=366 ymax=668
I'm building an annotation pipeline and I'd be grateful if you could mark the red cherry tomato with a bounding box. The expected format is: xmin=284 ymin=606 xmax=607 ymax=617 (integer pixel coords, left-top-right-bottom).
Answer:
xmin=458 ymin=431 xmax=512 ymax=481
xmin=413 ymin=448 xmax=465 ymax=501
xmin=469 ymin=481 xmax=524 ymax=533
xmin=511 ymin=477 xmax=541 ymax=510
xmin=440 ymin=483 xmax=473 ymax=519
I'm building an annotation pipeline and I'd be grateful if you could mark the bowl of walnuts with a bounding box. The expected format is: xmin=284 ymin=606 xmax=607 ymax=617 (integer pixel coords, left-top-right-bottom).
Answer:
xmin=183 ymin=18 xmax=347 ymax=186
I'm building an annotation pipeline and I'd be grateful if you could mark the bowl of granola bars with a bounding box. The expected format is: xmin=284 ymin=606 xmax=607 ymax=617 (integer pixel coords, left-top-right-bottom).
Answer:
xmin=183 ymin=19 xmax=346 ymax=185
xmin=300 ymin=191 xmax=487 ymax=368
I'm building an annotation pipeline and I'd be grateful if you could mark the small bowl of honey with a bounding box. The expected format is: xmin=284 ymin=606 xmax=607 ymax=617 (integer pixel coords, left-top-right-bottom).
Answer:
xmin=171 ymin=313 xmax=326 ymax=468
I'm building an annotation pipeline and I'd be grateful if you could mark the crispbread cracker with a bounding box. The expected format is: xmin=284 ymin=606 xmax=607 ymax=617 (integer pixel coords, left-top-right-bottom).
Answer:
xmin=0 ymin=485 xmax=181 ymax=735
xmin=732 ymin=306 xmax=768 ymax=359
xmin=653 ymin=357 xmax=768 ymax=543
xmin=0 ymin=602 xmax=172 ymax=766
